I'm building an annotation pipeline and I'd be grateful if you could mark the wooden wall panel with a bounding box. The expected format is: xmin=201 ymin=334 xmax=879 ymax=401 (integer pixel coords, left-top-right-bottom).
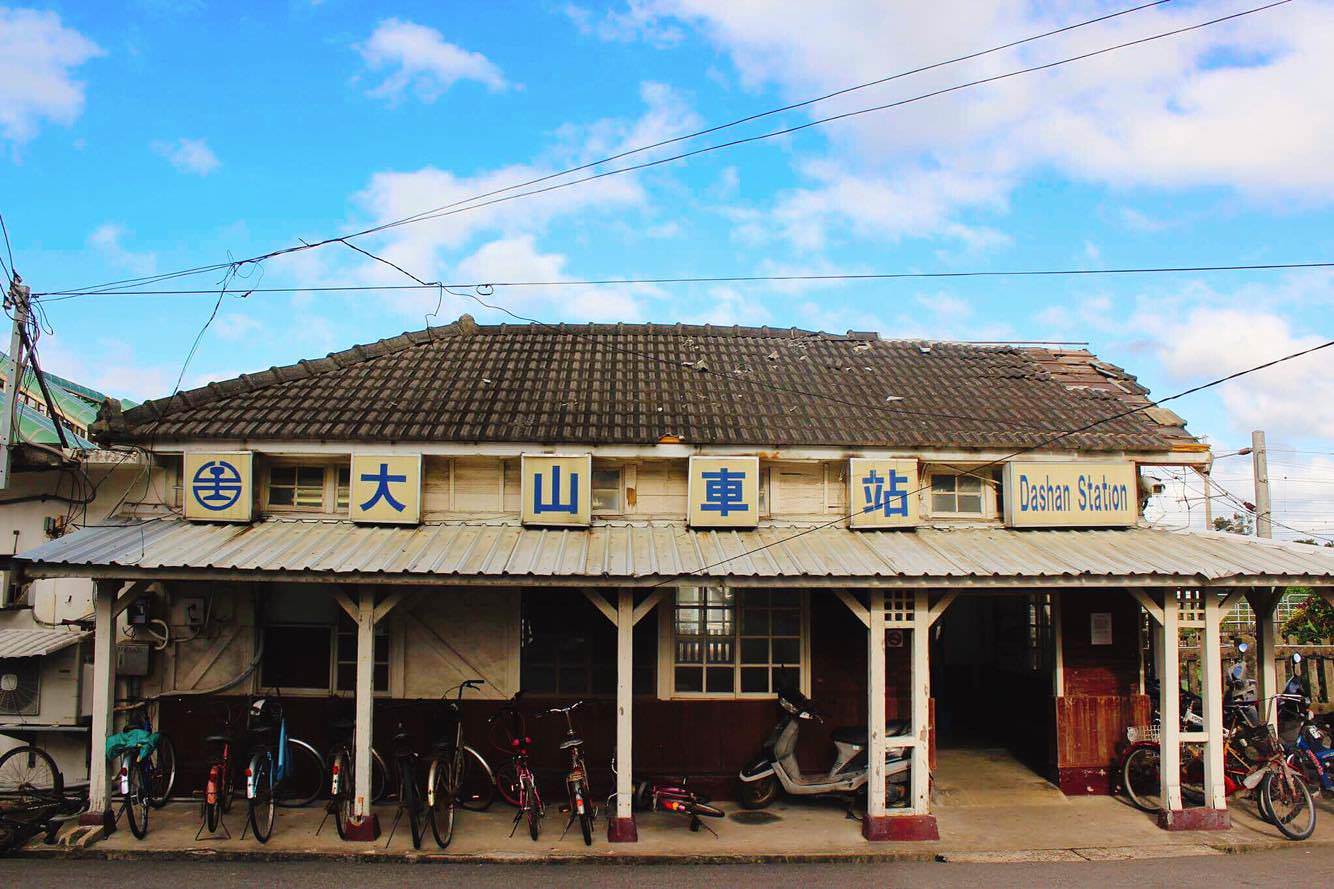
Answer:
xmin=452 ymin=457 xmax=503 ymax=513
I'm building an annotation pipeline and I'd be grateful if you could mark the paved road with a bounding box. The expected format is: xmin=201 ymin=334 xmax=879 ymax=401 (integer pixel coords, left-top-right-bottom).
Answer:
xmin=4 ymin=848 xmax=1333 ymax=889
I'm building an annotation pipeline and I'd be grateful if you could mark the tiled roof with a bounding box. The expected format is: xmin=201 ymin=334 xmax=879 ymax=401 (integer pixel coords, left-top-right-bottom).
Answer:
xmin=93 ymin=317 xmax=1194 ymax=451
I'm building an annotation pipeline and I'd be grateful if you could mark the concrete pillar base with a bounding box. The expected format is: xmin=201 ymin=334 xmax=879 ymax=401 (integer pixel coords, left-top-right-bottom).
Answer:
xmin=1157 ymin=808 xmax=1230 ymax=831
xmin=77 ymin=810 xmax=115 ymax=833
xmin=339 ymin=814 xmax=381 ymax=841
xmin=863 ymin=813 xmax=939 ymax=841
xmin=607 ymin=816 xmax=638 ymax=842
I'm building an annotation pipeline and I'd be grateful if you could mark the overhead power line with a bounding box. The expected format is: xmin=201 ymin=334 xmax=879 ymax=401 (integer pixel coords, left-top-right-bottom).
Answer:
xmin=49 ymin=0 xmax=1284 ymax=298
xmin=31 ymin=259 xmax=1334 ymax=301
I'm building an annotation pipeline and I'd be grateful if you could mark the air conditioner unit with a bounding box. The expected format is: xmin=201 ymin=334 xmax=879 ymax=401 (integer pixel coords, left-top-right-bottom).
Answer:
xmin=0 ymin=657 xmax=41 ymax=716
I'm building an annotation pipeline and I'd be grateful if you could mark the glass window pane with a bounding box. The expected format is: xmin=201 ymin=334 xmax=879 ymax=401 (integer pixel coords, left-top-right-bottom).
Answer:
xmin=269 ymin=487 xmax=294 ymax=506
xmin=958 ymin=494 xmax=983 ymax=513
xmin=675 ymin=609 xmax=701 ymax=636
xmin=705 ymin=608 xmax=733 ymax=634
xmin=676 ymin=639 xmax=702 ymax=664
xmin=772 ymin=638 xmax=800 ymax=665
xmin=769 ymin=591 xmax=799 ymax=607
xmin=706 ymin=587 xmax=735 ymax=606
xmin=740 ymin=609 xmax=768 ymax=635
xmin=740 ymin=667 xmax=769 ymax=694
xmin=675 ymin=667 xmax=703 ymax=693
xmin=958 ymin=474 xmax=983 ymax=492
xmin=270 ymin=467 xmax=296 ymax=486
xmin=591 ymin=488 xmax=620 ymax=512
xmin=298 ymin=467 xmax=325 ymax=487
xmin=771 ymin=610 xmax=800 ymax=636
xmin=262 ymin=626 xmax=331 ymax=690
xmin=705 ymin=638 xmax=733 ymax=664
xmin=677 ymin=588 xmax=702 ymax=605
xmin=931 ymin=493 xmax=954 ymax=513
xmin=773 ymin=667 xmax=800 ymax=692
xmin=706 ymin=667 xmax=735 ymax=694
xmin=740 ymin=638 xmax=769 ymax=664
xmin=592 ymin=469 xmax=620 ymax=488
xmin=744 ymin=590 xmax=770 ymax=607
xmin=930 ymin=474 xmax=955 ymax=493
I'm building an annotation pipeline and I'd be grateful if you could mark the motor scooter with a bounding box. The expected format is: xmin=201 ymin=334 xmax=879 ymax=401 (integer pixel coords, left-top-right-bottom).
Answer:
xmin=737 ymin=686 xmax=911 ymax=810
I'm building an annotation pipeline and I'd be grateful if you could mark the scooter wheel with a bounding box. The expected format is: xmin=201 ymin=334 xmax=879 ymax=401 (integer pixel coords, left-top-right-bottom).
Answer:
xmin=738 ymin=775 xmax=778 ymax=809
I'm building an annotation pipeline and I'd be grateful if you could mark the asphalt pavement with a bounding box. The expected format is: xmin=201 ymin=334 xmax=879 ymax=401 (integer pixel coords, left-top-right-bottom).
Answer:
xmin=4 ymin=847 xmax=1333 ymax=889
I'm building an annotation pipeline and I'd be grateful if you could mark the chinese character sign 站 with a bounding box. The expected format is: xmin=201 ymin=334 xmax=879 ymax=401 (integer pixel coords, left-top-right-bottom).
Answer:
xmin=847 ymin=459 xmax=919 ymax=529
xmin=349 ymin=454 xmax=422 ymax=524
xmin=520 ymin=455 xmax=592 ymax=527
xmin=688 ymin=456 xmax=760 ymax=528
xmin=183 ymin=452 xmax=254 ymax=522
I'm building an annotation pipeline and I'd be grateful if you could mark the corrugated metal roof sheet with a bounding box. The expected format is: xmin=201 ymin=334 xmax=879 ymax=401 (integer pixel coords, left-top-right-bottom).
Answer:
xmin=0 ymin=628 xmax=88 ymax=658
xmin=12 ymin=519 xmax=1334 ymax=586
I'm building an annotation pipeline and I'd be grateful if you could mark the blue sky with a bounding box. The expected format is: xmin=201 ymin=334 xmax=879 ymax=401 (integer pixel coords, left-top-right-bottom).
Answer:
xmin=3 ymin=1 xmax=1333 ymax=537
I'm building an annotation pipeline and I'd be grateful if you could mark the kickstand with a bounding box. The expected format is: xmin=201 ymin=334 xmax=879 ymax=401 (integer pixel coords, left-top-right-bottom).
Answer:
xmin=689 ymin=814 xmax=719 ymax=837
xmin=194 ymin=807 xmax=232 ymax=841
xmin=843 ymin=794 xmax=861 ymax=822
xmin=508 ymin=806 xmax=523 ymax=838
xmin=315 ymin=800 xmax=334 ymax=837
xmin=384 ymin=805 xmax=403 ymax=849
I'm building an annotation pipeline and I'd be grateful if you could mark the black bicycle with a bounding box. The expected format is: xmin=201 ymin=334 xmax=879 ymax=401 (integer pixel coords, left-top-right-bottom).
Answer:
xmin=425 ymin=679 xmax=495 ymax=848
xmin=540 ymin=700 xmax=596 ymax=846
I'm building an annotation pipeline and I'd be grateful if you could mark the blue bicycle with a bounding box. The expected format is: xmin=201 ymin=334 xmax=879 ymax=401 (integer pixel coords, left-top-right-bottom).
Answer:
xmin=244 ymin=697 xmax=295 ymax=843
xmin=1278 ymin=658 xmax=1334 ymax=797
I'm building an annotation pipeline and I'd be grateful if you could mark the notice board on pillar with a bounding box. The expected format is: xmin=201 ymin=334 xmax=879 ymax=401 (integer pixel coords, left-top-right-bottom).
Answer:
xmin=1002 ymin=461 xmax=1137 ymax=528
xmin=184 ymin=452 xmax=254 ymax=522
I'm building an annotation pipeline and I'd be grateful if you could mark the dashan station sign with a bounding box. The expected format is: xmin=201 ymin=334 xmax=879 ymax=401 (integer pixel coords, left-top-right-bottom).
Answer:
xmin=1002 ymin=462 xmax=1137 ymax=528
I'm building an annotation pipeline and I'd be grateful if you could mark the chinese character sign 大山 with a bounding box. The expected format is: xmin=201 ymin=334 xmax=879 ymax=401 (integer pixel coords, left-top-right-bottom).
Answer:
xmin=183 ymin=452 xmax=254 ymax=522
xmin=847 ymin=459 xmax=918 ymax=528
xmin=521 ymin=455 xmax=592 ymax=526
xmin=349 ymin=454 xmax=422 ymax=524
xmin=688 ymin=456 xmax=760 ymax=528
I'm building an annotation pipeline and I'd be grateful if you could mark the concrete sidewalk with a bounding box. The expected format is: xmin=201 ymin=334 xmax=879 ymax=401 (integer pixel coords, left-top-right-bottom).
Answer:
xmin=14 ymin=788 xmax=1334 ymax=865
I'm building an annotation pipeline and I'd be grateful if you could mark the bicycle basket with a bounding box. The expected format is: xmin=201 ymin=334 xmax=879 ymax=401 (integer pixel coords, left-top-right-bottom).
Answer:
xmin=1233 ymin=722 xmax=1279 ymax=760
xmin=1126 ymin=724 xmax=1160 ymax=744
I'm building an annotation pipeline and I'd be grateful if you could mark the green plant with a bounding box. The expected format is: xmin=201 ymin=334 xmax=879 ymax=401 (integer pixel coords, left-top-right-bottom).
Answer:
xmin=1280 ymin=589 xmax=1334 ymax=644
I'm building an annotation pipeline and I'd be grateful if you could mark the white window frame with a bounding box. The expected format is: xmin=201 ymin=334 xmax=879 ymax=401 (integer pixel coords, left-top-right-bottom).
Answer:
xmin=657 ymin=587 xmax=810 ymax=700
xmin=259 ymin=619 xmax=393 ymax=698
xmin=591 ymin=464 xmax=624 ymax=515
xmin=262 ymin=459 xmax=351 ymax=515
xmin=926 ymin=468 xmax=993 ymax=518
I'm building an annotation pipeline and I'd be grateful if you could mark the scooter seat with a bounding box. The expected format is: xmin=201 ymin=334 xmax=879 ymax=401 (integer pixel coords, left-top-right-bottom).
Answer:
xmin=831 ymin=721 xmax=912 ymax=746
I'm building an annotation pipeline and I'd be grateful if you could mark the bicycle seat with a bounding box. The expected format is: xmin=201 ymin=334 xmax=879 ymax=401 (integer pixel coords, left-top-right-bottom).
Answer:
xmin=330 ymin=717 xmax=355 ymax=731
xmin=559 ymin=736 xmax=583 ymax=750
xmin=203 ymin=734 xmax=233 ymax=746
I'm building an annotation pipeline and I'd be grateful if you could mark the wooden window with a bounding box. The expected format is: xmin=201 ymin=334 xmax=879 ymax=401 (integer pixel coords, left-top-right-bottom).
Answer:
xmin=260 ymin=622 xmax=389 ymax=694
xmin=757 ymin=467 xmax=770 ymax=516
xmin=929 ymin=472 xmax=985 ymax=515
xmin=592 ymin=468 xmax=622 ymax=514
xmin=335 ymin=613 xmax=389 ymax=692
xmin=335 ymin=467 xmax=350 ymax=512
xmin=666 ymin=588 xmax=806 ymax=698
xmin=519 ymin=592 xmax=654 ymax=696
xmin=264 ymin=463 xmax=350 ymax=514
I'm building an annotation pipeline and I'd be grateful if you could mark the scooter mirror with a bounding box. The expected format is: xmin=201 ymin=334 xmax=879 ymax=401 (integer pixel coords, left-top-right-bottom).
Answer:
xmin=1292 ymin=652 xmax=1302 ymax=664
xmin=1236 ymin=641 xmax=1250 ymax=654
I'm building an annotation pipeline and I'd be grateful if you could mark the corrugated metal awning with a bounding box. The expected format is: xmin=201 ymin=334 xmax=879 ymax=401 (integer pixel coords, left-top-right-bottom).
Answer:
xmin=11 ymin=519 xmax=1334 ymax=588
xmin=0 ymin=628 xmax=88 ymax=658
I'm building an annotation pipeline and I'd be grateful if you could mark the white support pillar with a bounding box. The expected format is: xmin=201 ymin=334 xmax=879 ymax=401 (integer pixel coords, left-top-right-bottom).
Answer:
xmin=866 ymin=590 xmax=888 ymax=822
xmin=83 ymin=580 xmax=119 ymax=826
xmin=609 ymin=588 xmax=637 ymax=842
xmin=910 ymin=588 xmax=931 ymax=817
xmin=1200 ymin=591 xmax=1228 ymax=814
xmin=348 ymin=586 xmax=379 ymax=839
xmin=1248 ymin=589 xmax=1279 ymax=729
xmin=1158 ymin=590 xmax=1184 ymax=819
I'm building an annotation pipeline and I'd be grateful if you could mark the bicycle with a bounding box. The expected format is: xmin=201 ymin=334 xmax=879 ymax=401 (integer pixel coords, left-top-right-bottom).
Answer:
xmin=0 ymin=782 xmax=82 ymax=854
xmin=387 ymin=720 xmax=430 ymax=849
xmin=106 ymin=723 xmax=161 ymax=839
xmin=634 ymin=776 xmax=726 ymax=835
xmin=198 ymin=703 xmax=238 ymax=835
xmin=490 ymin=692 xmax=543 ymax=841
xmin=327 ymin=709 xmax=389 ymax=839
xmin=243 ymin=696 xmax=324 ymax=842
xmin=425 ymin=679 xmax=495 ymax=848
xmin=123 ymin=701 xmax=176 ymax=810
xmin=539 ymin=700 xmax=596 ymax=846
xmin=0 ymin=743 xmax=63 ymax=804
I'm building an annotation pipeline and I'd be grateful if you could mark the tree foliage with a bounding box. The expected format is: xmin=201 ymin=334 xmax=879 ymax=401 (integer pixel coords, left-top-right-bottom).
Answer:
xmin=1281 ymin=589 xmax=1334 ymax=644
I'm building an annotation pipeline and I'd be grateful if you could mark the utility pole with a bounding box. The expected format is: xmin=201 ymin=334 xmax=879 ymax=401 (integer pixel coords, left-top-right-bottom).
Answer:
xmin=1251 ymin=429 xmax=1272 ymax=539
xmin=0 ymin=274 xmax=31 ymax=491
xmin=1201 ymin=468 xmax=1213 ymax=530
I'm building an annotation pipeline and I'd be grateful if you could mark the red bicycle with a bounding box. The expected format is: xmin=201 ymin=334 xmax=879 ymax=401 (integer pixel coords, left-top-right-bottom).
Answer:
xmin=634 ymin=777 xmax=725 ymax=835
xmin=199 ymin=703 xmax=237 ymax=836
xmin=490 ymin=693 xmax=543 ymax=840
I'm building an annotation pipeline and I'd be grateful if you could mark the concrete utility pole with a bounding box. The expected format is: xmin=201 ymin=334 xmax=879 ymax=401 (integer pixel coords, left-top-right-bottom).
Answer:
xmin=1251 ymin=429 xmax=1272 ymax=539
xmin=0 ymin=274 xmax=31 ymax=490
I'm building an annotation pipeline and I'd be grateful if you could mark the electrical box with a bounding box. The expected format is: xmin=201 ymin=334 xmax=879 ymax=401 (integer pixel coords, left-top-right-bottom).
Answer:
xmin=171 ymin=596 xmax=207 ymax=630
xmin=116 ymin=643 xmax=151 ymax=677
xmin=126 ymin=597 xmax=150 ymax=625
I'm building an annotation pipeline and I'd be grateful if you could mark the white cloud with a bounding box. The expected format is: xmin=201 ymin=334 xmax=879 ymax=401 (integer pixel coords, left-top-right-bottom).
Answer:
xmin=151 ymin=137 xmax=219 ymax=175
xmin=87 ymin=224 xmax=156 ymax=276
xmin=211 ymin=312 xmax=261 ymax=342
xmin=358 ymin=18 xmax=507 ymax=103
xmin=0 ymin=7 xmax=103 ymax=145
xmin=564 ymin=1 xmax=685 ymax=47
xmin=35 ymin=334 xmax=172 ymax=403
xmin=696 ymin=285 xmax=770 ymax=326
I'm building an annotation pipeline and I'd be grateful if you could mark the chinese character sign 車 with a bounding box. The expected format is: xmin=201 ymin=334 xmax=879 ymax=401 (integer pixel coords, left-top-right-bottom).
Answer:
xmin=847 ymin=459 xmax=918 ymax=528
xmin=521 ymin=455 xmax=592 ymax=526
xmin=688 ymin=456 xmax=760 ymax=528
xmin=349 ymin=454 xmax=422 ymax=524
xmin=183 ymin=452 xmax=254 ymax=522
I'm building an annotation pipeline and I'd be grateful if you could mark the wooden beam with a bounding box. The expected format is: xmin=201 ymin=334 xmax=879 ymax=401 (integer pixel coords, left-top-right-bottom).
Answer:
xmin=113 ymin=579 xmax=153 ymax=616
xmin=614 ymin=589 xmax=635 ymax=831
xmin=1200 ymin=591 xmax=1227 ymax=810
xmin=866 ymin=590 xmax=887 ymax=819
xmin=834 ymin=589 xmax=869 ymax=628
xmin=631 ymin=588 xmax=671 ymax=626
xmin=1128 ymin=588 xmax=1164 ymax=625
xmin=372 ymin=589 xmax=414 ymax=625
xmin=910 ymin=589 xmax=931 ymax=814
xmin=928 ymin=590 xmax=960 ymax=626
xmin=87 ymin=580 xmax=118 ymax=818
xmin=353 ymin=588 xmax=375 ymax=820
xmin=583 ymin=589 xmax=618 ymax=626
xmin=331 ymin=588 xmax=357 ymax=621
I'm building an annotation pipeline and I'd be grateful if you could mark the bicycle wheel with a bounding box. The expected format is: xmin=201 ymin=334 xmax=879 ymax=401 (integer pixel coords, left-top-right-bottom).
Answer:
xmin=372 ymin=749 xmax=389 ymax=803
xmin=1261 ymin=769 xmax=1316 ymax=840
xmin=1121 ymin=746 xmax=1162 ymax=813
xmin=522 ymin=774 xmax=540 ymax=841
xmin=332 ymin=750 xmax=355 ymax=840
xmin=248 ymin=755 xmax=276 ymax=843
xmin=458 ymin=746 xmax=495 ymax=811
xmin=427 ymin=758 xmax=456 ymax=849
xmin=495 ymin=760 xmax=521 ymax=807
xmin=147 ymin=735 xmax=176 ymax=808
xmin=400 ymin=761 xmax=424 ymax=850
xmin=204 ymin=763 xmax=223 ymax=833
xmin=1288 ymin=751 xmax=1324 ymax=793
xmin=0 ymin=745 xmax=62 ymax=803
xmin=691 ymin=801 xmax=726 ymax=818
xmin=125 ymin=760 xmax=150 ymax=839
xmin=275 ymin=738 xmax=325 ymax=807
